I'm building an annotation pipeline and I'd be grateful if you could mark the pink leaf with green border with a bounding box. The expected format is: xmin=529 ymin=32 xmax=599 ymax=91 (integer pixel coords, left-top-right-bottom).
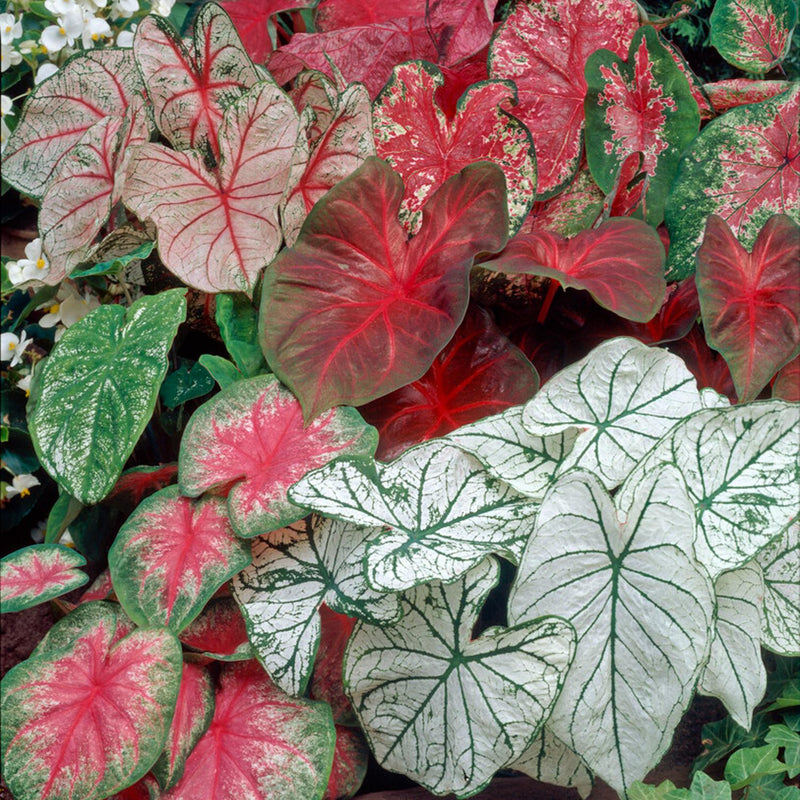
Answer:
xmin=373 ymin=61 xmax=536 ymax=234
xmin=0 ymin=544 xmax=88 ymax=614
xmin=179 ymin=374 xmax=377 ymax=537
xmin=696 ymin=213 xmax=800 ymax=402
xmin=324 ymin=726 xmax=369 ymax=800
xmin=434 ymin=44 xmax=491 ymax=117
xmin=108 ymin=486 xmax=251 ymax=632
xmin=179 ymin=597 xmax=254 ymax=661
xmin=261 ymin=157 xmax=509 ymax=420
xmin=0 ymin=602 xmax=183 ymax=800
xmin=290 ymin=70 xmax=339 ymax=144
xmin=79 ymin=569 xmax=115 ymax=605
xmin=621 ymin=277 xmax=700 ymax=345
xmin=426 ymin=0 xmax=498 ymax=66
xmin=772 ymin=355 xmax=800 ymax=401
xmin=162 ymin=660 xmax=335 ymax=800
xmin=703 ymin=79 xmax=791 ymax=115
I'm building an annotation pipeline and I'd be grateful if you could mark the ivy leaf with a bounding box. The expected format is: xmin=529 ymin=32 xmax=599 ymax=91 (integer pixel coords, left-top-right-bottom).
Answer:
xmin=345 ymin=558 xmax=576 ymax=797
xmin=725 ymin=745 xmax=787 ymax=790
xmin=179 ymin=597 xmax=254 ymax=661
xmin=28 ymin=289 xmax=186 ymax=505
xmin=765 ymin=724 xmax=800 ymax=779
xmin=756 ymin=521 xmax=799 ymax=655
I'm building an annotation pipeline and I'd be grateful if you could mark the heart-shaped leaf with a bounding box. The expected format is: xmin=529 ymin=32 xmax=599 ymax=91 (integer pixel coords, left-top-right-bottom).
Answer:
xmin=672 ymin=325 xmax=737 ymax=402
xmin=261 ymin=156 xmax=508 ymax=420
xmin=179 ymin=596 xmax=254 ymax=661
xmin=325 ymin=726 xmax=369 ymax=800
xmin=345 ymin=558 xmax=576 ymax=797
xmin=426 ymin=0 xmax=498 ymax=66
xmin=703 ymin=78 xmax=791 ymax=114
xmin=28 ymin=289 xmax=186 ymax=505
xmin=621 ymin=277 xmax=700 ymax=345
xmin=1 ymin=602 xmax=183 ymax=800
xmin=289 ymin=70 xmax=339 ymax=143
xmin=0 ymin=544 xmax=88 ymax=613
xmin=772 ymin=356 xmax=800 ymax=401
xmin=509 ymin=465 xmax=714 ymax=794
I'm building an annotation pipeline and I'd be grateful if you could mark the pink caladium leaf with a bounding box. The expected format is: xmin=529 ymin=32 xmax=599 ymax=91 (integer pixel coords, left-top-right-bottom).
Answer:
xmin=696 ymin=214 xmax=800 ymax=403
xmin=665 ymin=84 xmax=800 ymax=280
xmin=179 ymin=597 xmax=254 ymax=661
xmin=133 ymin=4 xmax=259 ymax=157
xmin=324 ymin=726 xmax=369 ymax=800
xmin=310 ymin=605 xmax=357 ymax=724
xmin=108 ymin=463 xmax=179 ymax=509
xmin=703 ymin=79 xmax=791 ymax=115
xmin=290 ymin=70 xmax=339 ymax=143
xmin=373 ymin=61 xmax=536 ymax=234
xmin=0 ymin=602 xmax=183 ymax=800
xmin=161 ymin=661 xmax=335 ymax=800
xmin=179 ymin=374 xmax=377 ymax=537
xmin=434 ymin=44 xmax=491 ymax=117
xmin=426 ymin=0 xmax=498 ymax=66
xmin=261 ymin=157 xmax=508 ymax=420
xmin=360 ymin=304 xmax=540 ymax=461
xmin=108 ymin=486 xmax=251 ymax=632
xmin=0 ymin=544 xmax=88 ymax=614
xmin=584 ymin=25 xmax=700 ymax=226
xmin=488 ymin=0 xmax=640 ymax=198
xmin=79 ymin=568 xmax=115 ymax=605
xmin=123 ymin=80 xmax=299 ymax=294
xmin=315 ymin=0 xmax=426 ymax=30
xmin=772 ymin=355 xmax=800 ymax=401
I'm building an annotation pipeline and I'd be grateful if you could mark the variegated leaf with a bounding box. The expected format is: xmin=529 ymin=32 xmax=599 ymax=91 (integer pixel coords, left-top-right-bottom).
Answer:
xmin=179 ymin=596 xmax=254 ymax=661
xmin=324 ymin=726 xmax=369 ymax=800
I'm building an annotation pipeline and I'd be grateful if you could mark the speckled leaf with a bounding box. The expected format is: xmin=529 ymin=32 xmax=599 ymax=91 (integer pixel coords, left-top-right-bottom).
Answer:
xmin=314 ymin=0 xmax=426 ymax=30
xmin=527 ymin=166 xmax=605 ymax=236
xmin=710 ymin=0 xmax=798 ymax=73
xmin=289 ymin=70 xmax=339 ymax=143
xmin=584 ymin=26 xmax=700 ymax=226
xmin=345 ymin=558 xmax=576 ymax=797
xmin=179 ymin=374 xmax=377 ymax=538
xmin=521 ymin=337 xmax=704 ymax=489
xmin=290 ymin=440 xmax=537 ymax=591
xmin=161 ymin=661 xmax=335 ymax=800
xmin=0 ymin=544 xmax=88 ymax=614
xmin=28 ymin=290 xmax=186 ymax=505
xmin=324 ymin=726 xmax=369 ymax=800
xmin=703 ymin=79 xmax=791 ymax=114
xmin=179 ymin=596 xmax=254 ymax=661
xmin=109 ymin=487 xmax=251 ymax=632
xmin=509 ymin=465 xmax=714 ymax=794
xmin=373 ymin=62 xmax=535 ymax=234
xmin=510 ymin=728 xmax=593 ymax=799
xmin=1 ymin=602 xmax=183 ymax=800
xmin=664 ymin=84 xmax=800 ymax=280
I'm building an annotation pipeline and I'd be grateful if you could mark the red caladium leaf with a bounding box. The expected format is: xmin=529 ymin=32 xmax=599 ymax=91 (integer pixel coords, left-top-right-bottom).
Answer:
xmin=310 ymin=605 xmax=357 ymax=725
xmin=703 ymin=79 xmax=791 ymax=115
xmin=108 ymin=486 xmax=251 ymax=632
xmin=179 ymin=597 xmax=254 ymax=661
xmin=360 ymin=304 xmax=539 ymax=461
xmin=671 ymin=325 xmax=737 ymax=402
xmin=79 ymin=568 xmax=115 ymax=605
xmin=426 ymin=0 xmax=498 ymax=66
xmin=434 ymin=45 xmax=491 ymax=118
xmin=663 ymin=40 xmax=714 ymax=122
xmin=290 ymin=70 xmax=339 ymax=143
xmin=261 ymin=157 xmax=509 ymax=419
xmin=528 ymin=165 xmax=605 ymax=236
xmin=133 ymin=4 xmax=259 ymax=157
xmin=695 ymin=214 xmax=800 ymax=402
xmin=623 ymin=277 xmax=700 ymax=345
xmin=179 ymin=374 xmax=377 ymax=537
xmin=480 ymin=218 xmax=666 ymax=322
xmin=772 ymin=355 xmax=800 ymax=401
xmin=324 ymin=726 xmax=369 ymax=800
xmin=124 ymin=80 xmax=299 ymax=294
xmin=108 ymin=464 xmax=179 ymax=508
xmin=488 ymin=0 xmax=640 ymax=197
xmin=0 ymin=544 xmax=88 ymax=613
xmin=373 ymin=61 xmax=536 ymax=235
xmin=161 ymin=661 xmax=335 ymax=800
xmin=315 ymin=0 xmax=426 ymax=30
xmin=1 ymin=602 xmax=183 ymax=800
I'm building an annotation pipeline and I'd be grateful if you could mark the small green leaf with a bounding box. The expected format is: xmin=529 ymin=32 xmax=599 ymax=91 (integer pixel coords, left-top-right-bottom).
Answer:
xmin=724 ymin=745 xmax=786 ymax=790
xmin=693 ymin=714 xmax=771 ymax=773
xmin=197 ymin=354 xmax=243 ymax=389
xmin=629 ymin=779 xmax=683 ymax=800
xmin=44 ymin=490 xmax=83 ymax=544
xmin=159 ymin=360 xmax=215 ymax=409
xmin=215 ymin=293 xmax=267 ymax=377
xmin=685 ymin=771 xmax=733 ymax=800
xmin=69 ymin=240 xmax=155 ymax=279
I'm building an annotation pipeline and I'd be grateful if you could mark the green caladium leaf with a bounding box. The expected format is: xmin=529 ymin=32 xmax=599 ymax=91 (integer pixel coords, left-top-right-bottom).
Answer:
xmin=289 ymin=440 xmax=537 ymax=591
xmin=215 ymin=293 xmax=267 ymax=378
xmin=756 ymin=520 xmax=799 ymax=655
xmin=521 ymin=337 xmax=704 ymax=490
xmin=28 ymin=289 xmax=187 ymax=504
xmin=509 ymin=465 xmax=714 ymax=794
xmin=344 ymin=558 xmax=576 ymax=798
xmin=232 ymin=517 xmax=400 ymax=696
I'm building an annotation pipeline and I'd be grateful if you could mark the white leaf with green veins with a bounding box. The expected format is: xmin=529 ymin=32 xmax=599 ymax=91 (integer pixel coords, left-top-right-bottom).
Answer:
xmin=521 ymin=337 xmax=703 ymax=490
xmin=344 ymin=558 xmax=576 ymax=798
xmin=756 ymin=519 xmax=799 ymax=655
xmin=509 ymin=464 xmax=714 ymax=794
xmin=289 ymin=440 xmax=537 ymax=591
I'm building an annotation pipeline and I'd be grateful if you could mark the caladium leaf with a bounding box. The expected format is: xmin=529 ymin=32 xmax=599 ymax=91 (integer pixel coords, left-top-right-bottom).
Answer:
xmin=232 ymin=517 xmax=400 ymax=695
xmin=109 ymin=487 xmax=251 ymax=632
xmin=28 ymin=289 xmax=186 ymax=505
xmin=289 ymin=70 xmax=339 ymax=144
xmin=509 ymin=465 xmax=714 ymax=794
xmin=1 ymin=602 xmax=183 ymax=800
xmin=345 ymin=558 xmax=576 ymax=797
xmin=696 ymin=214 xmax=800 ymax=403
xmin=521 ymin=337 xmax=704 ymax=489
xmin=325 ymin=726 xmax=368 ymax=800
xmin=426 ymin=0 xmax=498 ymax=66
xmin=261 ymin=157 xmax=508 ymax=420
xmin=2 ymin=48 xmax=143 ymax=198
xmin=310 ymin=605 xmax=357 ymax=724
xmin=710 ymin=0 xmax=798 ymax=73
xmin=179 ymin=374 xmax=377 ymax=538
xmin=0 ymin=544 xmax=88 ymax=613
xmin=161 ymin=661 xmax=335 ymax=800
xmin=123 ymin=80 xmax=299 ymax=294
xmin=315 ymin=0 xmax=426 ymax=30
xmin=488 ymin=0 xmax=639 ymax=197
xmin=665 ymin=84 xmax=800 ymax=280
xmin=704 ymin=79 xmax=791 ymax=114
xmin=290 ymin=440 xmax=537 ymax=591
xmin=584 ymin=25 xmax=700 ymax=226
xmin=672 ymin=325 xmax=737 ymax=402
xmin=79 ymin=568 xmax=115 ymax=605
xmin=621 ymin=277 xmax=700 ymax=345
xmin=373 ymin=61 xmax=535 ymax=234
xmin=215 ymin=293 xmax=267 ymax=378
xmin=773 ymin=356 xmax=800 ymax=401
xmin=528 ymin=166 xmax=605 ymax=237
xmin=179 ymin=596 xmax=254 ymax=661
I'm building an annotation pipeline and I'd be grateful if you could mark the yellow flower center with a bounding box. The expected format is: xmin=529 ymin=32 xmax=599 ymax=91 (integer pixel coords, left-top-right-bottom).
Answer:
xmin=4 ymin=25 xmax=11 ymax=33
xmin=49 ymin=303 xmax=60 ymax=314
xmin=40 ymin=45 xmax=48 ymax=53
xmin=20 ymin=487 xmax=31 ymax=497
xmin=91 ymin=32 xmax=99 ymax=40
xmin=8 ymin=341 xmax=16 ymax=351
xmin=36 ymin=258 xmax=46 ymax=269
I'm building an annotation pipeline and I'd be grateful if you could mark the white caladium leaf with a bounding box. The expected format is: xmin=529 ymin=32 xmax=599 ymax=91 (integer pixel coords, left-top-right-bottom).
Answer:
xmin=289 ymin=440 xmax=537 ymax=591
xmin=509 ymin=465 xmax=714 ymax=794
xmin=521 ymin=337 xmax=704 ymax=490
xmin=756 ymin=519 xmax=799 ymax=655
xmin=345 ymin=558 xmax=576 ymax=798
xmin=698 ymin=563 xmax=766 ymax=730
xmin=232 ymin=517 xmax=400 ymax=696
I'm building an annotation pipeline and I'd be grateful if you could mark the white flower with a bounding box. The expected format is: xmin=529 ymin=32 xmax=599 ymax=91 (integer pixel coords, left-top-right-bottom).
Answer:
xmin=1 ymin=43 xmax=22 ymax=71
xmin=17 ymin=39 xmax=39 ymax=55
xmin=0 ymin=13 xmax=22 ymax=45
xmin=34 ymin=62 xmax=59 ymax=83
xmin=5 ymin=473 xmax=41 ymax=499
xmin=45 ymin=0 xmax=80 ymax=16
xmin=0 ymin=94 xmax=13 ymax=154
xmin=39 ymin=284 xmax=100 ymax=329
xmin=30 ymin=519 xmax=47 ymax=542
xmin=8 ymin=237 xmax=50 ymax=285
xmin=41 ymin=8 xmax=83 ymax=52
xmin=1 ymin=331 xmax=33 ymax=367
xmin=81 ymin=14 xmax=110 ymax=47
xmin=116 ymin=25 xmax=135 ymax=46
xmin=151 ymin=0 xmax=174 ymax=16
xmin=16 ymin=373 xmax=32 ymax=395
xmin=112 ymin=0 xmax=138 ymax=18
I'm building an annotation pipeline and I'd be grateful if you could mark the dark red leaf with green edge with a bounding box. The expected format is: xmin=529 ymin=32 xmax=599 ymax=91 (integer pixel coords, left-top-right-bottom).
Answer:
xmin=528 ymin=164 xmax=605 ymax=236
xmin=671 ymin=325 xmax=736 ymax=402
xmin=359 ymin=304 xmax=539 ymax=462
xmin=315 ymin=0 xmax=426 ymax=31
xmin=179 ymin=597 xmax=254 ymax=661
xmin=772 ymin=355 xmax=800 ymax=401
xmin=108 ymin=464 xmax=179 ymax=509
xmin=703 ymin=79 xmax=791 ymax=115
xmin=623 ymin=277 xmax=700 ymax=345
xmin=310 ymin=605 xmax=357 ymax=725
xmin=108 ymin=774 xmax=159 ymax=800
xmin=426 ymin=0 xmax=498 ymax=66
xmin=696 ymin=213 xmax=800 ymax=403
xmin=161 ymin=661 xmax=336 ymax=800
xmin=260 ymin=157 xmax=509 ymax=420
xmin=324 ymin=726 xmax=369 ymax=800
xmin=488 ymin=0 xmax=639 ymax=198
xmin=434 ymin=45 xmax=490 ymax=118
xmin=1 ymin=602 xmax=183 ymax=800
xmin=373 ymin=61 xmax=535 ymax=235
